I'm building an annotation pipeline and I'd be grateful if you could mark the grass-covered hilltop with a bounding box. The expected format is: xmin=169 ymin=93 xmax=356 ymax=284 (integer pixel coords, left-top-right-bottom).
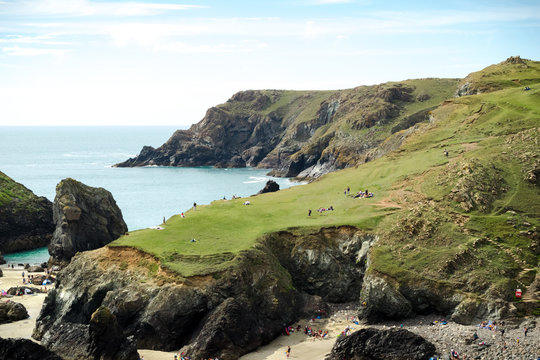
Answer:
xmin=0 ymin=171 xmax=54 ymax=253
xmin=35 ymin=57 xmax=539 ymax=359
xmin=115 ymin=56 xmax=539 ymax=307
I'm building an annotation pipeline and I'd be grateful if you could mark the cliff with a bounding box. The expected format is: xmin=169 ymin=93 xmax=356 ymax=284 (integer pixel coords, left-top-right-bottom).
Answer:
xmin=48 ymin=178 xmax=128 ymax=265
xmin=116 ymin=79 xmax=459 ymax=178
xmin=0 ymin=171 xmax=54 ymax=253
xmin=36 ymin=58 xmax=540 ymax=358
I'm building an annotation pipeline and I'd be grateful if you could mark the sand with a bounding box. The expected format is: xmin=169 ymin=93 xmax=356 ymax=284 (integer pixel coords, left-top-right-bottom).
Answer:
xmin=2 ymin=267 xmax=537 ymax=359
xmin=0 ymin=266 xmax=49 ymax=340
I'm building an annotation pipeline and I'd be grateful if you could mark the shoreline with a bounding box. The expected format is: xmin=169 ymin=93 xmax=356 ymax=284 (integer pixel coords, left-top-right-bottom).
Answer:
xmin=1 ymin=266 xmax=538 ymax=359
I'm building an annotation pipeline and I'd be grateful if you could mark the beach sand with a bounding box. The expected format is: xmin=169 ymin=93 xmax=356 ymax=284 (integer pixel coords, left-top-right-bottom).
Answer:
xmin=0 ymin=266 xmax=49 ymax=340
xmin=2 ymin=266 xmax=537 ymax=360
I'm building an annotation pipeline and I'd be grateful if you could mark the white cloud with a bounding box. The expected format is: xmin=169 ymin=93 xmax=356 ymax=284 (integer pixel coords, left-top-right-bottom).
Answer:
xmin=0 ymin=0 xmax=205 ymax=17
xmin=2 ymin=46 xmax=68 ymax=56
xmin=0 ymin=34 xmax=74 ymax=45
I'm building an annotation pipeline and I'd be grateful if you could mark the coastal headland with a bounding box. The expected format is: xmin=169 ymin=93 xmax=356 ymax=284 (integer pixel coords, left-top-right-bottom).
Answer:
xmin=1 ymin=57 xmax=539 ymax=359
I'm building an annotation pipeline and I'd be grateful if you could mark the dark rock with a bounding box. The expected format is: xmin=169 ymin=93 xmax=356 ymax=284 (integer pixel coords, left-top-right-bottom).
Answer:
xmin=48 ymin=178 xmax=128 ymax=265
xmin=0 ymin=268 xmax=2 ymax=277
xmin=0 ymin=301 xmax=29 ymax=323
xmin=257 ymin=180 xmax=280 ymax=195
xmin=0 ymin=252 xmax=5 ymax=265
xmin=326 ymin=327 xmax=436 ymax=360
xmin=0 ymin=171 xmax=54 ymax=253
xmin=38 ymin=307 xmax=140 ymax=360
xmin=27 ymin=265 xmax=44 ymax=273
xmin=0 ymin=337 xmax=63 ymax=360
xmin=89 ymin=306 xmax=140 ymax=360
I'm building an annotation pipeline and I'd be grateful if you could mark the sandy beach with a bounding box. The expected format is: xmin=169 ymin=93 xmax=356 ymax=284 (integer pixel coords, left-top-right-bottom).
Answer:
xmin=1 ymin=266 xmax=538 ymax=360
xmin=0 ymin=266 xmax=49 ymax=340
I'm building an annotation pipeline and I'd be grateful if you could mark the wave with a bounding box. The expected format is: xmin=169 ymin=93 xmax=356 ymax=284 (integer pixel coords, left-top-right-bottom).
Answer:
xmin=243 ymin=176 xmax=268 ymax=184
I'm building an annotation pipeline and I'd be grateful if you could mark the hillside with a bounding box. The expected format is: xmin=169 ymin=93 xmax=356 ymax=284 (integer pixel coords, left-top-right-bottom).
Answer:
xmin=0 ymin=171 xmax=54 ymax=253
xmin=36 ymin=58 xmax=540 ymax=359
xmin=116 ymin=78 xmax=459 ymax=178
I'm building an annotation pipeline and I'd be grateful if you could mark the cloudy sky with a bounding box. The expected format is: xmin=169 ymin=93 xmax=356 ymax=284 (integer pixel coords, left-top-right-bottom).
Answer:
xmin=1 ymin=0 xmax=539 ymax=126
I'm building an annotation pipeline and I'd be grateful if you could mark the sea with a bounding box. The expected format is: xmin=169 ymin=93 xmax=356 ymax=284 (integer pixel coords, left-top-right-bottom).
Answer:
xmin=0 ymin=126 xmax=299 ymax=265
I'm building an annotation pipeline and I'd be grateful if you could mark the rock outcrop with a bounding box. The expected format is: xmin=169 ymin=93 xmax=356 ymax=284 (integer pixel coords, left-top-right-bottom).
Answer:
xmin=0 ymin=301 xmax=29 ymax=324
xmin=0 ymin=171 xmax=54 ymax=253
xmin=326 ymin=327 xmax=436 ymax=360
xmin=116 ymin=80 xmax=459 ymax=178
xmin=0 ymin=337 xmax=63 ymax=360
xmin=256 ymin=180 xmax=280 ymax=194
xmin=34 ymin=226 xmax=373 ymax=359
xmin=48 ymin=178 xmax=127 ymax=265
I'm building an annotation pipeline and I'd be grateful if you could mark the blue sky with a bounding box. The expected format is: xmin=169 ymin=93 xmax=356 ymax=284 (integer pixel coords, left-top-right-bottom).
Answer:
xmin=1 ymin=0 xmax=539 ymax=126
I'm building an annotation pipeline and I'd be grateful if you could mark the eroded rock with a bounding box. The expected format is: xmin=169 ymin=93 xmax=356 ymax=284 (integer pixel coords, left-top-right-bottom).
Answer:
xmin=326 ymin=327 xmax=436 ymax=360
xmin=48 ymin=178 xmax=127 ymax=265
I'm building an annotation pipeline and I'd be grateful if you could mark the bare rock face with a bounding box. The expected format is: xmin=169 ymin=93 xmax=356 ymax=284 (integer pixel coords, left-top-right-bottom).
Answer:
xmin=0 ymin=337 xmax=63 ymax=360
xmin=48 ymin=178 xmax=127 ymax=265
xmin=0 ymin=171 xmax=54 ymax=253
xmin=326 ymin=327 xmax=436 ymax=360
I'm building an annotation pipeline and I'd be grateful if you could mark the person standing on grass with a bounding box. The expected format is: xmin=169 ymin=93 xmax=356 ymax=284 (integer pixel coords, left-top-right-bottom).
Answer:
xmin=308 ymin=209 xmax=312 ymax=216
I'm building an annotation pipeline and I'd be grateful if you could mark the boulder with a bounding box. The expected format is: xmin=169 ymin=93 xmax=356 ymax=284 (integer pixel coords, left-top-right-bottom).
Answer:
xmin=88 ymin=306 xmax=140 ymax=360
xmin=27 ymin=265 xmax=44 ymax=273
xmin=0 ymin=337 xmax=62 ymax=360
xmin=48 ymin=178 xmax=128 ymax=265
xmin=0 ymin=171 xmax=54 ymax=253
xmin=326 ymin=327 xmax=436 ymax=360
xmin=256 ymin=180 xmax=280 ymax=195
xmin=0 ymin=301 xmax=29 ymax=324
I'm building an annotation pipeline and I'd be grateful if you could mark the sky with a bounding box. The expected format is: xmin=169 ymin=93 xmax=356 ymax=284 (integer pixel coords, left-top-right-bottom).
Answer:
xmin=0 ymin=0 xmax=539 ymax=126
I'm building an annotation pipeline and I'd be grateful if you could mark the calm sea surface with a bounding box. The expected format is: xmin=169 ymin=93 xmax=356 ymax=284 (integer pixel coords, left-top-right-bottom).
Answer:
xmin=0 ymin=126 xmax=299 ymax=264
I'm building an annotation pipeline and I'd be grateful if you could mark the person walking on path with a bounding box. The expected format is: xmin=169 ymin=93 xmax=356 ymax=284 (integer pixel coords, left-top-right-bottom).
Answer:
xmin=193 ymin=202 xmax=197 ymax=210
xmin=286 ymin=346 xmax=291 ymax=358
xmin=524 ymin=327 xmax=528 ymax=337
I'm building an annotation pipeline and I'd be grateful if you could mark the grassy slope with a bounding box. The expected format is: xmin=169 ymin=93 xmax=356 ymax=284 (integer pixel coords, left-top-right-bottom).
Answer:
xmin=113 ymin=59 xmax=539 ymax=304
xmin=0 ymin=171 xmax=45 ymax=215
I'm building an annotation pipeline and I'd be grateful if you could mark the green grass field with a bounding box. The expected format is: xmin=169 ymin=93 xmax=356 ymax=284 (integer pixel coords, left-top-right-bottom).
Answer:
xmin=113 ymin=58 xmax=540 ymax=297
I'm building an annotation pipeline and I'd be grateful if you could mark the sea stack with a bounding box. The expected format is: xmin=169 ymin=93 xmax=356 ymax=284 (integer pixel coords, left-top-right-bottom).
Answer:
xmin=0 ymin=171 xmax=54 ymax=253
xmin=48 ymin=178 xmax=127 ymax=265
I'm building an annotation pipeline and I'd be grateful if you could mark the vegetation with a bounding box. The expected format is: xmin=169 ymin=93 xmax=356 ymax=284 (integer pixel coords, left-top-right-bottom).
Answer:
xmin=113 ymin=58 xmax=539 ymax=307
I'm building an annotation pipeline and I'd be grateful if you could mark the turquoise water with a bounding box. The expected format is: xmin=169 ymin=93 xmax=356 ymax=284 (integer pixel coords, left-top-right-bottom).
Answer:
xmin=1 ymin=126 xmax=299 ymax=264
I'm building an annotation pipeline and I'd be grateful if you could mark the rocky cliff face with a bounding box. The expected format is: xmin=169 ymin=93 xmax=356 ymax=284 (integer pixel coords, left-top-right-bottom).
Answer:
xmin=34 ymin=226 xmax=373 ymax=359
xmin=48 ymin=178 xmax=127 ymax=265
xmin=116 ymin=80 xmax=458 ymax=178
xmin=0 ymin=171 xmax=54 ymax=253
